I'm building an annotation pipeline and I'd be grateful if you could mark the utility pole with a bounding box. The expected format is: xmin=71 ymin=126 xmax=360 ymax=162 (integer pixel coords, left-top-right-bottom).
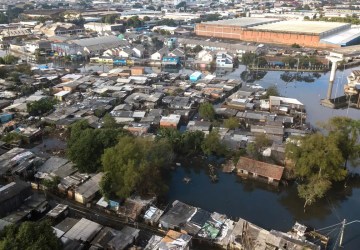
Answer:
xmin=339 ymin=219 xmax=346 ymax=248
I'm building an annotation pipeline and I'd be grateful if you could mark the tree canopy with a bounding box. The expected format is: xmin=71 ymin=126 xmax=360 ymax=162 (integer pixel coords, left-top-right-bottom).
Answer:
xmin=223 ymin=117 xmax=239 ymax=130
xmin=285 ymin=126 xmax=350 ymax=210
xmin=319 ymin=116 xmax=360 ymax=167
xmin=101 ymin=136 xmax=172 ymax=198
xmin=157 ymin=128 xmax=205 ymax=156
xmin=125 ymin=16 xmax=143 ymax=28
xmin=102 ymin=14 xmax=118 ymax=24
xmin=241 ymin=52 xmax=257 ymax=67
xmin=67 ymin=120 xmax=124 ymax=173
xmin=199 ymin=102 xmax=215 ymax=121
xmin=0 ymin=220 xmax=62 ymax=250
xmin=201 ymin=129 xmax=227 ymax=156
xmin=27 ymin=98 xmax=57 ymax=116
xmin=261 ymin=85 xmax=279 ymax=99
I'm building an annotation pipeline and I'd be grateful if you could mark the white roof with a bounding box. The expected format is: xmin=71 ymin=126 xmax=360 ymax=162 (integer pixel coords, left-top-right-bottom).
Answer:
xmin=270 ymin=96 xmax=303 ymax=105
xmin=54 ymin=90 xmax=70 ymax=97
xmin=160 ymin=114 xmax=181 ymax=124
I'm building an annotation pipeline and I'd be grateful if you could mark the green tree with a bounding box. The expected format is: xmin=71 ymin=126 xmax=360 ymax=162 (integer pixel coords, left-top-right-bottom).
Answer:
xmin=2 ymin=54 xmax=18 ymax=64
xmin=246 ymin=133 xmax=272 ymax=159
xmin=0 ymin=220 xmax=61 ymax=250
xmin=199 ymin=102 xmax=215 ymax=121
xmin=201 ymin=129 xmax=227 ymax=156
xmin=241 ymin=52 xmax=257 ymax=68
xmin=15 ymin=63 xmax=32 ymax=75
xmin=102 ymin=14 xmax=118 ymax=24
xmin=67 ymin=120 xmax=123 ymax=173
xmin=261 ymin=85 xmax=280 ymax=99
xmin=179 ymin=130 xmax=205 ymax=156
xmin=282 ymin=56 xmax=298 ymax=68
xmin=298 ymin=176 xmax=331 ymax=211
xmin=41 ymin=176 xmax=61 ymax=192
xmin=223 ymin=117 xmax=239 ymax=130
xmin=126 ymin=16 xmax=143 ymax=28
xmin=27 ymin=98 xmax=56 ymax=116
xmin=157 ymin=18 xmax=177 ymax=27
xmin=319 ymin=116 xmax=360 ymax=167
xmin=1 ymin=132 xmax=25 ymax=145
xmin=291 ymin=43 xmax=301 ymax=48
xmin=102 ymin=136 xmax=172 ymax=198
xmin=99 ymin=171 xmax=112 ymax=200
xmin=143 ymin=16 xmax=151 ymax=21
xmin=192 ymin=45 xmax=203 ymax=54
xmin=0 ymin=12 xmax=8 ymax=24
xmin=146 ymin=6 xmax=156 ymax=10
xmin=257 ymin=56 xmax=268 ymax=67
xmin=102 ymin=113 xmax=118 ymax=129
xmin=176 ymin=1 xmax=187 ymax=9
xmin=156 ymin=127 xmax=182 ymax=150
xmin=286 ymin=133 xmax=347 ymax=209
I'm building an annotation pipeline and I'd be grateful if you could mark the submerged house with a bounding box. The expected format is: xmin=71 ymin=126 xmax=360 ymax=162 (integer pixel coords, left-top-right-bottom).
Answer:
xmin=216 ymin=52 xmax=233 ymax=68
xmin=236 ymin=157 xmax=284 ymax=185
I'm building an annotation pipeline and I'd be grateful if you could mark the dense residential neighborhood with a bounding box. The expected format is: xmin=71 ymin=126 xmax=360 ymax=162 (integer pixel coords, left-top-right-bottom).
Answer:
xmin=0 ymin=0 xmax=360 ymax=249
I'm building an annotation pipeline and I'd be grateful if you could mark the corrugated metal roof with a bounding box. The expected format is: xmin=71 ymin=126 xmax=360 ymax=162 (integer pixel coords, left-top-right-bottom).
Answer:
xmin=321 ymin=27 xmax=360 ymax=46
xmin=202 ymin=17 xmax=279 ymax=28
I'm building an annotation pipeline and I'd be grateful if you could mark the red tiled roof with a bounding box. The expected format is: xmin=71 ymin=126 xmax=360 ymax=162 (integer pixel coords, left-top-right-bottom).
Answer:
xmin=236 ymin=157 xmax=284 ymax=181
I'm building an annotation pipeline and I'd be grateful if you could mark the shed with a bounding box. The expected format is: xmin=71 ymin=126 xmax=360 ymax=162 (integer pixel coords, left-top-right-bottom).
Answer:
xmin=75 ymin=172 xmax=103 ymax=204
xmin=107 ymin=226 xmax=140 ymax=250
xmin=63 ymin=218 xmax=102 ymax=242
xmin=159 ymin=200 xmax=196 ymax=230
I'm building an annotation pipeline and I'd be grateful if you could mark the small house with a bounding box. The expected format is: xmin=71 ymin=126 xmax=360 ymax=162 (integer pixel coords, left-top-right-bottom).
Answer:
xmin=151 ymin=47 xmax=169 ymax=61
xmin=236 ymin=157 xmax=284 ymax=185
xmin=74 ymin=172 xmax=103 ymax=204
xmin=196 ymin=50 xmax=215 ymax=63
xmin=162 ymin=56 xmax=181 ymax=67
xmin=190 ymin=71 xmax=202 ymax=82
xmin=160 ymin=114 xmax=181 ymax=128
xmin=216 ymin=52 xmax=233 ymax=68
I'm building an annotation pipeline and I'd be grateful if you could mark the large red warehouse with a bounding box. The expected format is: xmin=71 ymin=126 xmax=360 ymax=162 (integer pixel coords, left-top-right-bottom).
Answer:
xmin=195 ymin=18 xmax=359 ymax=49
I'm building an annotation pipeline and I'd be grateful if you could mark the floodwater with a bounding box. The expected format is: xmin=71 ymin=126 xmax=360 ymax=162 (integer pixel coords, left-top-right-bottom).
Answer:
xmin=167 ymin=67 xmax=360 ymax=249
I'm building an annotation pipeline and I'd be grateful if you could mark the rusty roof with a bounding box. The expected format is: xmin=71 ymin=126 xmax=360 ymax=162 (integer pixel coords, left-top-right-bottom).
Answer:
xmin=236 ymin=157 xmax=284 ymax=181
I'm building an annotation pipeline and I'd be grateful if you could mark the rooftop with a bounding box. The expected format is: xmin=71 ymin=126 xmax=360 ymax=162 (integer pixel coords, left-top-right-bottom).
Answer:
xmin=75 ymin=172 xmax=103 ymax=199
xmin=201 ymin=17 xmax=279 ymax=28
xmin=160 ymin=200 xmax=196 ymax=229
xmin=0 ymin=181 xmax=31 ymax=204
xmin=251 ymin=21 xmax=349 ymax=36
xmin=321 ymin=27 xmax=360 ymax=46
xmin=236 ymin=157 xmax=284 ymax=181
xmin=63 ymin=218 xmax=102 ymax=242
xmin=158 ymin=230 xmax=192 ymax=250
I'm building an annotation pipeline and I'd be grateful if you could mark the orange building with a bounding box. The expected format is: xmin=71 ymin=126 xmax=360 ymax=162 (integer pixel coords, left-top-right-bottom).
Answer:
xmin=195 ymin=18 xmax=352 ymax=49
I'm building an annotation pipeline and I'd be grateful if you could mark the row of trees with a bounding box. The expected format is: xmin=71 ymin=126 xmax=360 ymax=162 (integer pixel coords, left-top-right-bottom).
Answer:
xmin=311 ymin=15 xmax=360 ymax=25
xmin=241 ymin=52 xmax=323 ymax=69
xmin=285 ymin=117 xmax=360 ymax=210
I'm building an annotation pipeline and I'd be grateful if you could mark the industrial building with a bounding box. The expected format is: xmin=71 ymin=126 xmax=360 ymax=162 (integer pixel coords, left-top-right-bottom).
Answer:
xmin=195 ymin=18 xmax=360 ymax=48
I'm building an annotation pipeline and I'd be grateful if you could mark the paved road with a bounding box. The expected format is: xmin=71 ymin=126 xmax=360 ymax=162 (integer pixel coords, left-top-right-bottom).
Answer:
xmin=45 ymin=192 xmax=165 ymax=236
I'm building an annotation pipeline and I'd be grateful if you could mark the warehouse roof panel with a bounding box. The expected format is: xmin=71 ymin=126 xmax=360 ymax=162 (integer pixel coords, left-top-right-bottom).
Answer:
xmin=321 ymin=27 xmax=360 ymax=46
xmin=201 ymin=17 xmax=279 ymax=28
xmin=251 ymin=21 xmax=350 ymax=35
